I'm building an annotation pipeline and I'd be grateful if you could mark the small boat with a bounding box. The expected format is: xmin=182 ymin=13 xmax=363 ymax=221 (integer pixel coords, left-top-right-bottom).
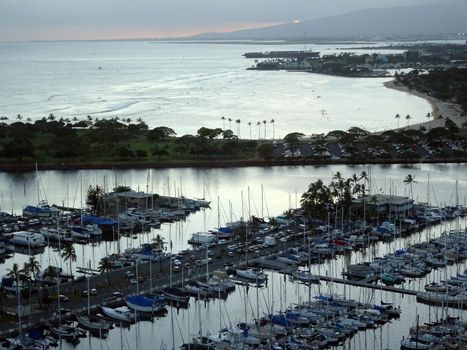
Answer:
xmin=49 ymin=325 xmax=77 ymax=340
xmin=101 ymin=306 xmax=134 ymax=322
xmin=293 ymin=270 xmax=320 ymax=284
xmin=425 ymin=282 xmax=449 ymax=292
xmin=236 ymin=268 xmax=267 ymax=282
xmin=76 ymin=315 xmax=110 ymax=335
xmin=126 ymin=295 xmax=166 ymax=313
xmin=400 ymin=338 xmax=433 ymax=350
xmin=162 ymin=287 xmax=190 ymax=304
xmin=381 ymin=273 xmax=405 ymax=286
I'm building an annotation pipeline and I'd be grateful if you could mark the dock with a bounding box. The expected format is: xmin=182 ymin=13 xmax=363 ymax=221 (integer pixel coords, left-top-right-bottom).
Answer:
xmin=317 ymin=275 xmax=418 ymax=296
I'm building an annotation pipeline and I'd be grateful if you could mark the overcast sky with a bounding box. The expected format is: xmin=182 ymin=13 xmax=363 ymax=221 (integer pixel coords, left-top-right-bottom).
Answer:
xmin=0 ymin=0 xmax=460 ymax=41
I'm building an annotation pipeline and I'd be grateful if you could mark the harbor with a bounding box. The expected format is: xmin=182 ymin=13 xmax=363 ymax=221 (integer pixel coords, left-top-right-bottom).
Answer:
xmin=0 ymin=165 xmax=466 ymax=349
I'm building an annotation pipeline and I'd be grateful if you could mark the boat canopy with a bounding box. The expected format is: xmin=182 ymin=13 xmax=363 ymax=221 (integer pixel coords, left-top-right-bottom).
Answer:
xmin=82 ymin=215 xmax=117 ymax=226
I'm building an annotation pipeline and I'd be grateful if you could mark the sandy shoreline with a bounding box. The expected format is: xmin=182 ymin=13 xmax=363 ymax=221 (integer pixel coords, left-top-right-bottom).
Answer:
xmin=384 ymin=80 xmax=465 ymax=131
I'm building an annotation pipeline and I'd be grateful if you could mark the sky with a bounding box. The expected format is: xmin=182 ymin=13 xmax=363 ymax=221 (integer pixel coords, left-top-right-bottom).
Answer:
xmin=0 ymin=0 xmax=460 ymax=41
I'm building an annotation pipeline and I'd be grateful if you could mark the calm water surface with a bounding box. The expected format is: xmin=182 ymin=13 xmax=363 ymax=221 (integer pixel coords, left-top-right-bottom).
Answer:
xmin=0 ymin=41 xmax=433 ymax=135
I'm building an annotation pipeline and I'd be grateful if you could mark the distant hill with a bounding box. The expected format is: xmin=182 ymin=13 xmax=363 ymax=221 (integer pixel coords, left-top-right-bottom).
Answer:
xmin=189 ymin=3 xmax=467 ymax=40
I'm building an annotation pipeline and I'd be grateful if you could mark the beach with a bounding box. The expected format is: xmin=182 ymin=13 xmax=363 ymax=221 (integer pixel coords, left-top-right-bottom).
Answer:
xmin=384 ymin=79 xmax=465 ymax=131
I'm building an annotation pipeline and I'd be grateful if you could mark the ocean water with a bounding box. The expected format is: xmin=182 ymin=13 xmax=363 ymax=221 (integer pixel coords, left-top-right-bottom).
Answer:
xmin=0 ymin=40 xmax=432 ymax=136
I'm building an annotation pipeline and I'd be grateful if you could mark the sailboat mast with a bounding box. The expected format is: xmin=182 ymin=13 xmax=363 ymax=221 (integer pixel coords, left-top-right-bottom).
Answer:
xmin=35 ymin=162 xmax=40 ymax=205
xmin=217 ymin=196 xmax=220 ymax=229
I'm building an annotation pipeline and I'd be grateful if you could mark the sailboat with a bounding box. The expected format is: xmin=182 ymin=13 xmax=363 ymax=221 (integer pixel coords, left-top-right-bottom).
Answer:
xmin=76 ymin=265 xmax=110 ymax=336
xmin=126 ymin=295 xmax=167 ymax=313
xmin=236 ymin=268 xmax=267 ymax=282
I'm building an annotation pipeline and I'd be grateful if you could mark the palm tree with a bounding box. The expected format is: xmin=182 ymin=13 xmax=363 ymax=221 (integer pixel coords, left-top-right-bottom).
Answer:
xmin=426 ymin=112 xmax=432 ymax=129
xmin=270 ymin=119 xmax=275 ymax=139
xmin=395 ymin=113 xmax=400 ymax=128
xmin=7 ymin=263 xmax=25 ymax=299
xmin=228 ymin=118 xmax=232 ymax=131
xmin=47 ymin=113 xmax=55 ymax=121
xmin=221 ymin=116 xmax=226 ymax=130
xmin=86 ymin=185 xmax=104 ymax=214
xmin=404 ymin=174 xmax=417 ymax=200
xmin=25 ymin=117 xmax=32 ymax=123
xmin=248 ymin=122 xmax=252 ymax=139
xmin=7 ymin=263 xmax=24 ymax=282
xmin=257 ymin=121 xmax=261 ymax=139
xmin=23 ymin=257 xmax=41 ymax=306
xmin=405 ymin=114 xmax=411 ymax=128
xmin=61 ymin=245 xmax=77 ymax=279
xmin=16 ymin=114 xmax=22 ymax=121
xmin=24 ymin=257 xmax=41 ymax=281
xmin=153 ymin=234 xmax=166 ymax=271
xmin=235 ymin=119 xmax=241 ymax=138
xmin=263 ymin=120 xmax=267 ymax=139
xmin=43 ymin=266 xmax=58 ymax=291
xmin=98 ymin=257 xmax=113 ymax=285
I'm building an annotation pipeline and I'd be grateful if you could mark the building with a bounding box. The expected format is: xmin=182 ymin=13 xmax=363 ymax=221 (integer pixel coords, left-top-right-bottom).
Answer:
xmin=404 ymin=50 xmax=422 ymax=62
xmin=353 ymin=194 xmax=414 ymax=215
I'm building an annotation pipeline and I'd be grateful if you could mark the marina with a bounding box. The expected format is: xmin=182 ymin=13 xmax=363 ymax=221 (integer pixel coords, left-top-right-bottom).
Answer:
xmin=0 ymin=165 xmax=466 ymax=349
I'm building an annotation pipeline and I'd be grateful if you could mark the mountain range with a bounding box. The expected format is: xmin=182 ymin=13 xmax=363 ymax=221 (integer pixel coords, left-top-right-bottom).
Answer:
xmin=188 ymin=2 xmax=467 ymax=40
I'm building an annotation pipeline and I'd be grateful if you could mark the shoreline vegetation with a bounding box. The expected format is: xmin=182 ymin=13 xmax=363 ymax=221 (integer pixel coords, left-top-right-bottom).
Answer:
xmin=1 ymin=71 xmax=466 ymax=172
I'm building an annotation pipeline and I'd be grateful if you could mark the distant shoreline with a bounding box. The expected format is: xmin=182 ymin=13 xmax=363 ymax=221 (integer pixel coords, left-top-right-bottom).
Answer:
xmin=0 ymin=157 xmax=466 ymax=173
xmin=383 ymin=80 xmax=464 ymax=130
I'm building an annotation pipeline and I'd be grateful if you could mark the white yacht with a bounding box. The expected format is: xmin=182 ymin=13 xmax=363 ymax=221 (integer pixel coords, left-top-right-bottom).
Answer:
xmin=10 ymin=231 xmax=46 ymax=247
xmin=101 ymin=306 xmax=135 ymax=322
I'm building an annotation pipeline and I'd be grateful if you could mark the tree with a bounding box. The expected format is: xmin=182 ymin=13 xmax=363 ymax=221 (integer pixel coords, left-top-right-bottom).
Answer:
xmin=152 ymin=234 xmax=166 ymax=271
xmin=197 ymin=127 xmax=223 ymax=139
xmin=248 ymin=122 xmax=252 ymax=139
xmin=395 ymin=114 xmax=401 ymax=128
xmin=257 ymin=122 xmax=261 ymax=139
xmin=257 ymin=143 xmax=274 ymax=160
xmin=23 ymin=256 xmax=41 ymax=306
xmin=426 ymin=112 xmax=432 ymax=130
xmin=301 ymin=179 xmax=333 ymax=219
xmin=270 ymin=119 xmax=275 ymax=139
xmin=284 ymin=132 xmax=305 ymax=144
xmin=7 ymin=263 xmax=24 ymax=282
xmin=444 ymin=118 xmax=459 ymax=134
xmin=347 ymin=127 xmax=369 ymax=138
xmin=228 ymin=118 xmax=232 ymax=130
xmin=7 ymin=263 xmax=25 ymax=297
xmin=61 ymin=245 xmax=77 ymax=278
xmin=221 ymin=116 xmax=226 ymax=130
xmin=235 ymin=119 xmax=241 ymax=138
xmin=263 ymin=120 xmax=267 ymax=139
xmin=404 ymin=174 xmax=417 ymax=200
xmin=1 ymin=138 xmax=34 ymax=160
xmin=113 ymin=185 xmax=132 ymax=193
xmin=405 ymin=114 xmax=411 ymax=127
xmin=86 ymin=185 xmax=104 ymax=213
xmin=222 ymin=129 xmax=235 ymax=139
xmin=152 ymin=145 xmax=169 ymax=160
xmin=98 ymin=257 xmax=113 ymax=285
xmin=135 ymin=149 xmax=147 ymax=160
xmin=147 ymin=127 xmax=176 ymax=141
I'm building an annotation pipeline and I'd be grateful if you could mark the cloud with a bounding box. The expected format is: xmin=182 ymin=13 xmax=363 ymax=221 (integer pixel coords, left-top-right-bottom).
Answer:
xmin=0 ymin=0 xmax=461 ymax=40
